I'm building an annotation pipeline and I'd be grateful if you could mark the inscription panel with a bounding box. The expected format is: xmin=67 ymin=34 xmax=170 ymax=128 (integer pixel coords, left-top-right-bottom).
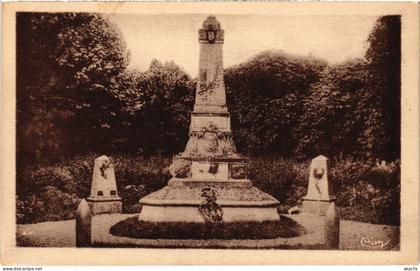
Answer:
xmin=191 ymin=115 xmax=230 ymax=131
xmin=191 ymin=161 xmax=229 ymax=180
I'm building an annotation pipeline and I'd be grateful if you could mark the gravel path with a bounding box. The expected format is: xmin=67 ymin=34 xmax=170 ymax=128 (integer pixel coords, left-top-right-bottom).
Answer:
xmin=16 ymin=213 xmax=399 ymax=250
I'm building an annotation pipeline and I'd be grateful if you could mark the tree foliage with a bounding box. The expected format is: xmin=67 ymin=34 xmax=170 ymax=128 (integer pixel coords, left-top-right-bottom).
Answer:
xmin=361 ymin=15 xmax=401 ymax=159
xmin=225 ymin=50 xmax=327 ymax=155
xmin=132 ymin=60 xmax=195 ymax=154
xmin=294 ymin=59 xmax=367 ymax=158
xmin=17 ymin=13 xmax=131 ymax=163
xmin=294 ymin=15 xmax=400 ymax=160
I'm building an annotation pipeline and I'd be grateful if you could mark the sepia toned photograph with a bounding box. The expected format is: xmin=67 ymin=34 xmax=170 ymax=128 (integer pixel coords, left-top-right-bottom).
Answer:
xmin=1 ymin=2 xmax=418 ymax=266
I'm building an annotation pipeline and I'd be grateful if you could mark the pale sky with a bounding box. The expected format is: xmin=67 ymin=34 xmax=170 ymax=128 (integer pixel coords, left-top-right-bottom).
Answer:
xmin=107 ymin=14 xmax=378 ymax=76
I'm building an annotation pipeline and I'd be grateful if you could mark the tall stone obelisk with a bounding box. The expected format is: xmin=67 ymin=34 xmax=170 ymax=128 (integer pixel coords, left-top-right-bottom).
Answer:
xmin=138 ymin=16 xmax=280 ymax=223
xmin=194 ymin=15 xmax=227 ymax=113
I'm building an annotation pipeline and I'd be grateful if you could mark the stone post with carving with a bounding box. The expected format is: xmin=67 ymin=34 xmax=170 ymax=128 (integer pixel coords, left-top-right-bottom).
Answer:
xmin=87 ymin=155 xmax=122 ymax=215
xmin=302 ymin=155 xmax=335 ymax=215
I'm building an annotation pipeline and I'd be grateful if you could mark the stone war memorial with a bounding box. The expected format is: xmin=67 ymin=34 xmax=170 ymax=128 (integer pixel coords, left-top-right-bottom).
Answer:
xmin=138 ymin=16 xmax=281 ymax=223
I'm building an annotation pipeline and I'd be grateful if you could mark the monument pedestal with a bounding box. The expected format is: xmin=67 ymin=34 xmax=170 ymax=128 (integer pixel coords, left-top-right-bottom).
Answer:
xmin=139 ymin=178 xmax=280 ymax=223
xmin=87 ymin=197 xmax=122 ymax=215
xmin=301 ymin=197 xmax=335 ymax=216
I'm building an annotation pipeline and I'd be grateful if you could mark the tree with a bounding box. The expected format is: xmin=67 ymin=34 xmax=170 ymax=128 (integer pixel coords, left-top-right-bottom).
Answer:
xmin=294 ymin=59 xmax=367 ymax=158
xmin=294 ymin=16 xmax=400 ymax=160
xmin=224 ymin=50 xmax=327 ymax=155
xmin=17 ymin=13 xmax=131 ymax=163
xmin=359 ymin=15 xmax=401 ymax=159
xmin=132 ymin=60 xmax=195 ymax=154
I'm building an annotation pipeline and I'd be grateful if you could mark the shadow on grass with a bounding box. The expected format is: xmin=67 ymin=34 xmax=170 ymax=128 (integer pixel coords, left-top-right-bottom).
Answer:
xmin=109 ymin=215 xmax=306 ymax=240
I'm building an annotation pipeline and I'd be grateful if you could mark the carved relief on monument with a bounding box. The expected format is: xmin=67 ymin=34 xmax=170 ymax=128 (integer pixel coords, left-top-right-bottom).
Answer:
xmin=230 ymin=164 xmax=247 ymax=179
xmin=197 ymin=63 xmax=223 ymax=104
xmin=90 ymin=155 xmax=118 ymax=198
xmin=198 ymin=15 xmax=224 ymax=44
xmin=217 ymin=134 xmax=237 ymax=154
xmin=99 ymin=158 xmax=111 ymax=180
xmin=203 ymin=132 xmax=219 ymax=153
xmin=87 ymin=155 xmax=122 ymax=215
xmin=208 ymin=163 xmax=219 ymax=174
xmin=198 ymin=29 xmax=207 ymax=41
xmin=183 ymin=123 xmax=237 ymax=157
xmin=169 ymin=159 xmax=190 ymax=178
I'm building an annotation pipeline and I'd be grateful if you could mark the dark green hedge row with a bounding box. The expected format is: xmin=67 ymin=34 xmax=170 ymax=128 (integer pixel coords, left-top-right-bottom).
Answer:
xmin=16 ymin=154 xmax=400 ymax=225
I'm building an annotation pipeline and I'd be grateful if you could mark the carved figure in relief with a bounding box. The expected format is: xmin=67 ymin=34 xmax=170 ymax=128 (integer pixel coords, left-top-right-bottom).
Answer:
xmin=197 ymin=64 xmax=223 ymax=103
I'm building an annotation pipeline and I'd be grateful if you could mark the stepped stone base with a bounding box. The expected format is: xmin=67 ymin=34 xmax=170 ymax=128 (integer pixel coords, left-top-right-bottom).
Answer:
xmin=301 ymin=197 xmax=335 ymax=216
xmin=138 ymin=178 xmax=280 ymax=223
xmin=87 ymin=197 xmax=122 ymax=215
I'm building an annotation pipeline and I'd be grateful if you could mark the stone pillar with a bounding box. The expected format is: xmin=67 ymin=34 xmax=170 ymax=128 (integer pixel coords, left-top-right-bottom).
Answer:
xmin=301 ymin=155 xmax=335 ymax=215
xmin=324 ymin=202 xmax=340 ymax=249
xmin=87 ymin=155 xmax=122 ymax=215
xmin=194 ymin=15 xmax=227 ymax=113
xmin=76 ymin=199 xmax=91 ymax=247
